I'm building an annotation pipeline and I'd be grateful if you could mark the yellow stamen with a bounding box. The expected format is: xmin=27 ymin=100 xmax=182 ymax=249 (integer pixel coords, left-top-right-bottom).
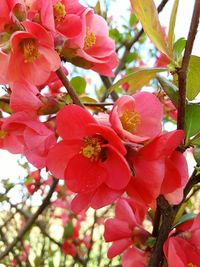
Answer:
xmin=120 ymin=110 xmax=141 ymax=133
xmin=80 ymin=136 xmax=104 ymax=161
xmin=20 ymin=38 xmax=39 ymax=63
xmin=53 ymin=1 xmax=66 ymax=25
xmin=0 ymin=130 xmax=7 ymax=139
xmin=84 ymin=27 xmax=96 ymax=49
xmin=187 ymin=263 xmax=197 ymax=267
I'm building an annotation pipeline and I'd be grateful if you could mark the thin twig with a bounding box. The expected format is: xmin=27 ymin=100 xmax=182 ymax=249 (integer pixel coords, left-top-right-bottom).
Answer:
xmin=56 ymin=68 xmax=84 ymax=108
xmin=177 ymin=0 xmax=200 ymax=130
xmin=100 ymin=75 xmax=118 ymax=102
xmin=0 ymin=178 xmax=59 ymax=260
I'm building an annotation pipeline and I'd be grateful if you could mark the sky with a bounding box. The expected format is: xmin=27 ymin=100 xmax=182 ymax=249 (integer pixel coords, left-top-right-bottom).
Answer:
xmin=0 ymin=0 xmax=199 ymax=183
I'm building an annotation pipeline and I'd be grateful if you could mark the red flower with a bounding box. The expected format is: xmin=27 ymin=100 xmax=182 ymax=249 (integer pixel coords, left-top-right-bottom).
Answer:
xmin=104 ymin=198 xmax=149 ymax=259
xmin=47 ymin=105 xmax=131 ymax=212
xmin=109 ymin=92 xmax=163 ymax=143
xmin=164 ymin=214 xmax=200 ymax=267
xmin=8 ymin=21 xmax=60 ymax=85
xmin=126 ymin=130 xmax=188 ymax=207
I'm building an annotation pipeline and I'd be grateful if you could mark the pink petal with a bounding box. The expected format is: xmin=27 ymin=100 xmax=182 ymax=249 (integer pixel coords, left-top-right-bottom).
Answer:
xmin=127 ymin=157 xmax=165 ymax=205
xmin=71 ymin=192 xmax=94 ymax=213
xmin=103 ymin=146 xmax=130 ymax=190
xmin=56 ymin=105 xmax=96 ymax=140
xmin=65 ymin=154 xmax=107 ymax=193
xmin=57 ymin=14 xmax=82 ymax=38
xmin=107 ymin=239 xmax=132 ymax=259
xmin=134 ymin=92 xmax=163 ymax=120
xmin=90 ymin=184 xmax=122 ymax=209
xmin=104 ymin=218 xmax=132 ymax=242
xmin=122 ymin=247 xmax=146 ymax=267
xmin=140 ymin=130 xmax=184 ymax=160
xmin=115 ymin=199 xmax=137 ymax=227
xmin=47 ymin=140 xmax=81 ymax=179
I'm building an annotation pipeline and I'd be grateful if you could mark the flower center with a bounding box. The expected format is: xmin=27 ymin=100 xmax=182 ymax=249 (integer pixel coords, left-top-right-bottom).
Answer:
xmin=120 ymin=110 xmax=141 ymax=133
xmin=0 ymin=130 xmax=7 ymax=139
xmin=20 ymin=38 xmax=39 ymax=63
xmin=84 ymin=27 xmax=96 ymax=49
xmin=80 ymin=135 xmax=107 ymax=161
xmin=187 ymin=264 xmax=197 ymax=267
xmin=53 ymin=1 xmax=66 ymax=25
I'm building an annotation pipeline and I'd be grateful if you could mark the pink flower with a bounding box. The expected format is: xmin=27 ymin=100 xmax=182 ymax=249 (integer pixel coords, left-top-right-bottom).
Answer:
xmin=122 ymin=247 xmax=148 ymax=267
xmin=25 ymin=170 xmax=41 ymax=195
xmin=0 ymin=112 xmax=56 ymax=168
xmin=26 ymin=0 xmax=85 ymax=38
xmin=64 ymin=9 xmax=118 ymax=77
xmin=164 ymin=214 xmax=200 ymax=267
xmin=109 ymin=92 xmax=163 ymax=143
xmin=126 ymin=130 xmax=188 ymax=206
xmin=10 ymin=81 xmax=43 ymax=112
xmin=47 ymin=105 xmax=131 ymax=212
xmin=0 ymin=0 xmax=24 ymax=32
xmin=8 ymin=21 xmax=60 ymax=85
xmin=104 ymin=198 xmax=149 ymax=260
xmin=62 ymin=240 xmax=77 ymax=257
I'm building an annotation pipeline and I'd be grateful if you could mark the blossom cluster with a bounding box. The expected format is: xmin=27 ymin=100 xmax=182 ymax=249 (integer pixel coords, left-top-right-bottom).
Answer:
xmin=0 ymin=1 xmax=199 ymax=267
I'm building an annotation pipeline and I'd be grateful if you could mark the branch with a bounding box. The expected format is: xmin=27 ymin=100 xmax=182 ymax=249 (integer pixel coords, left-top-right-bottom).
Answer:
xmin=56 ymin=68 xmax=84 ymax=108
xmin=148 ymin=169 xmax=200 ymax=267
xmin=0 ymin=178 xmax=59 ymax=260
xmin=100 ymin=75 xmax=118 ymax=102
xmin=12 ymin=205 xmax=62 ymax=247
xmin=177 ymin=0 xmax=200 ymax=130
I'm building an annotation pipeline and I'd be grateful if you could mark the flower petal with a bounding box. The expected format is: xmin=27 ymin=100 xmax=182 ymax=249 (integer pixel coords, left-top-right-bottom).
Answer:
xmin=47 ymin=140 xmax=81 ymax=179
xmin=65 ymin=154 xmax=107 ymax=193
xmin=104 ymin=146 xmax=131 ymax=190
xmin=56 ymin=105 xmax=96 ymax=140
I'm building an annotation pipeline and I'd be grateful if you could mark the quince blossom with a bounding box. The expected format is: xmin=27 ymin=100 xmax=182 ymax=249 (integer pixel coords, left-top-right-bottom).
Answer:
xmin=63 ymin=9 xmax=118 ymax=77
xmin=8 ymin=21 xmax=60 ymax=85
xmin=109 ymin=92 xmax=163 ymax=143
xmin=47 ymin=105 xmax=131 ymax=212
xmin=126 ymin=130 xmax=188 ymax=207
xmin=104 ymin=198 xmax=150 ymax=264
xmin=164 ymin=214 xmax=200 ymax=267
xmin=0 ymin=111 xmax=56 ymax=168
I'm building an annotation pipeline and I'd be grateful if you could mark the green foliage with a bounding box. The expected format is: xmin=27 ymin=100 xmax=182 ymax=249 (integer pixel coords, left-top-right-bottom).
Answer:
xmin=185 ymin=104 xmax=200 ymax=142
xmin=130 ymin=0 xmax=172 ymax=58
xmin=173 ymin=37 xmax=186 ymax=63
xmin=156 ymin=74 xmax=179 ymax=107
xmin=174 ymin=213 xmax=197 ymax=228
xmin=186 ymin=55 xmax=200 ymax=100
xmin=70 ymin=76 xmax=86 ymax=95
xmin=63 ymin=222 xmax=73 ymax=239
xmin=108 ymin=68 xmax=166 ymax=94
xmin=193 ymin=147 xmax=200 ymax=165
xmin=168 ymin=0 xmax=179 ymax=52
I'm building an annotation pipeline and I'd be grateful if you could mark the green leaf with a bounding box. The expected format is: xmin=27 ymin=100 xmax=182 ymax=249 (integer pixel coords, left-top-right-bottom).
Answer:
xmin=130 ymin=0 xmax=172 ymax=59
xmin=193 ymin=146 xmax=200 ymax=165
xmin=185 ymin=104 xmax=200 ymax=142
xmin=156 ymin=74 xmax=179 ymax=107
xmin=186 ymin=55 xmax=200 ymax=100
xmin=173 ymin=37 xmax=186 ymax=62
xmin=108 ymin=68 xmax=167 ymax=94
xmin=70 ymin=76 xmax=86 ymax=95
xmin=129 ymin=13 xmax=137 ymax=27
xmin=168 ymin=0 xmax=179 ymax=53
xmin=63 ymin=222 xmax=73 ymax=239
xmin=145 ymin=237 xmax=156 ymax=248
xmin=174 ymin=213 xmax=196 ymax=228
